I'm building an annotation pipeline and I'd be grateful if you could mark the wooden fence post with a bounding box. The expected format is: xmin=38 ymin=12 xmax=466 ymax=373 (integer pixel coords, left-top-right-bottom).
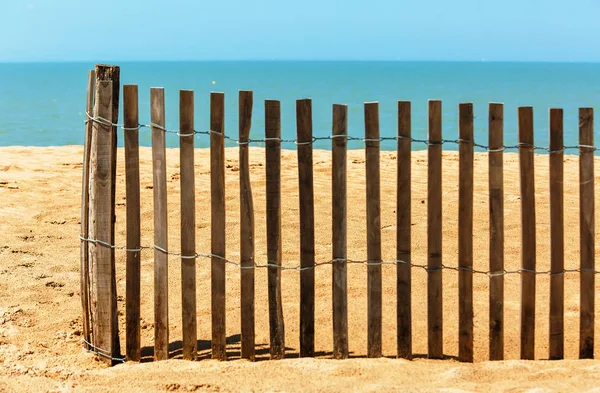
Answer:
xmin=89 ymin=80 xmax=116 ymax=365
xmin=239 ymin=90 xmax=255 ymax=360
xmin=151 ymin=87 xmax=169 ymax=361
xmin=489 ymin=103 xmax=504 ymax=361
xmin=95 ymin=65 xmax=121 ymax=358
xmin=180 ymin=90 xmax=197 ymax=360
xmin=297 ymin=98 xmax=315 ymax=357
xmin=549 ymin=108 xmax=564 ymax=360
xmin=80 ymin=69 xmax=95 ymax=351
xmin=579 ymin=108 xmax=595 ymax=359
xmin=265 ymin=100 xmax=285 ymax=359
xmin=397 ymin=101 xmax=412 ymax=359
xmin=427 ymin=100 xmax=443 ymax=359
xmin=458 ymin=103 xmax=474 ymax=362
xmin=124 ymin=84 xmax=141 ymax=361
xmin=211 ymin=92 xmax=227 ymax=360
xmin=518 ymin=106 xmax=536 ymax=360
xmin=365 ymin=102 xmax=382 ymax=358
xmin=332 ymin=104 xmax=348 ymax=359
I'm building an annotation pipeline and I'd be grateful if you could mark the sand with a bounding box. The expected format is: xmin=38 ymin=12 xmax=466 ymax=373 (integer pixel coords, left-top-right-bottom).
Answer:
xmin=1 ymin=145 xmax=600 ymax=392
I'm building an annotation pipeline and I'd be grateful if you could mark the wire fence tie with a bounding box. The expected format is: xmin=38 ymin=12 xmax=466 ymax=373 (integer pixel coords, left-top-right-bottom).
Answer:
xmin=82 ymin=338 xmax=126 ymax=363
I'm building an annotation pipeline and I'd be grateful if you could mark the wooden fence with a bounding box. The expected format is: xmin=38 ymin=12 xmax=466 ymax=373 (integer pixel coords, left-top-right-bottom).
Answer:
xmin=80 ymin=64 xmax=596 ymax=365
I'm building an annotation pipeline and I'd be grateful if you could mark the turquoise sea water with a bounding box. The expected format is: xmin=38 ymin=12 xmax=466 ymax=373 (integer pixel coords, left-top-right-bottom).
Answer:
xmin=0 ymin=61 xmax=599 ymax=150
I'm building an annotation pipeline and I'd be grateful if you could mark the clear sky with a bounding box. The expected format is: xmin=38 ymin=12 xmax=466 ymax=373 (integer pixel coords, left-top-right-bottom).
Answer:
xmin=2 ymin=0 xmax=600 ymax=62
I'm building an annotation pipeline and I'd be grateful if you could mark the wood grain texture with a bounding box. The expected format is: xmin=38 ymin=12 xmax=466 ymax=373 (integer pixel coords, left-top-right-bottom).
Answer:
xmin=549 ymin=108 xmax=564 ymax=360
xmin=488 ymin=103 xmax=504 ymax=361
xmin=579 ymin=108 xmax=595 ymax=359
xmin=332 ymin=104 xmax=348 ymax=359
xmin=80 ymin=69 xmax=95 ymax=351
xmin=239 ymin=90 xmax=255 ymax=360
xmin=296 ymin=98 xmax=315 ymax=357
xmin=397 ymin=101 xmax=412 ymax=359
xmin=365 ymin=102 xmax=382 ymax=358
xmin=265 ymin=100 xmax=285 ymax=359
xmin=151 ymin=87 xmax=169 ymax=361
xmin=89 ymin=80 xmax=115 ymax=364
xmin=123 ymin=84 xmax=141 ymax=361
xmin=210 ymin=92 xmax=227 ymax=360
xmin=427 ymin=100 xmax=443 ymax=359
xmin=94 ymin=65 xmax=121 ymax=358
xmin=518 ymin=106 xmax=536 ymax=360
xmin=180 ymin=90 xmax=197 ymax=361
xmin=458 ymin=103 xmax=474 ymax=363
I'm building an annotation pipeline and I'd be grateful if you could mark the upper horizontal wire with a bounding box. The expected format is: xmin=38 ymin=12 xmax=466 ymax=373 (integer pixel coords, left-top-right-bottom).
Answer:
xmin=84 ymin=113 xmax=600 ymax=152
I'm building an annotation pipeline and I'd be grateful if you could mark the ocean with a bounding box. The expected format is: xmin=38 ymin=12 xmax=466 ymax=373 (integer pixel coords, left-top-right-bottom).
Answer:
xmin=1 ymin=61 xmax=599 ymax=150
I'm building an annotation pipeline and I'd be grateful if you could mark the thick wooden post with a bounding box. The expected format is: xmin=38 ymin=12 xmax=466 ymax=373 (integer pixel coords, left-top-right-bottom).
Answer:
xmin=180 ymin=90 xmax=197 ymax=361
xmin=549 ymin=108 xmax=564 ymax=360
xmin=94 ymin=65 xmax=121 ymax=358
xmin=211 ymin=92 xmax=227 ymax=360
xmin=332 ymin=104 xmax=348 ymax=359
xmin=579 ymin=108 xmax=595 ymax=359
xmin=518 ymin=106 xmax=536 ymax=360
xmin=458 ymin=103 xmax=474 ymax=363
xmin=89 ymin=80 xmax=116 ymax=364
xmin=427 ymin=100 xmax=443 ymax=359
xmin=365 ymin=102 xmax=382 ymax=358
xmin=239 ymin=90 xmax=255 ymax=360
xmin=80 ymin=69 xmax=95 ymax=351
xmin=297 ymin=98 xmax=315 ymax=357
xmin=397 ymin=101 xmax=412 ymax=359
xmin=265 ymin=100 xmax=285 ymax=359
xmin=124 ymin=84 xmax=141 ymax=361
xmin=488 ymin=103 xmax=504 ymax=361
xmin=151 ymin=87 xmax=169 ymax=361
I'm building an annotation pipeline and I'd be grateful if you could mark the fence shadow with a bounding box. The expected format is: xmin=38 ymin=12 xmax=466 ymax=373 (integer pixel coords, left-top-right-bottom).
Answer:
xmin=138 ymin=343 xmax=460 ymax=362
xmin=410 ymin=353 xmax=460 ymax=361
xmin=141 ymin=334 xmax=302 ymax=362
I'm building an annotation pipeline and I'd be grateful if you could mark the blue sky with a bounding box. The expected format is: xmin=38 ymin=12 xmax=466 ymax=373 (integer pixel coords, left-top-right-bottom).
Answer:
xmin=2 ymin=0 xmax=600 ymax=62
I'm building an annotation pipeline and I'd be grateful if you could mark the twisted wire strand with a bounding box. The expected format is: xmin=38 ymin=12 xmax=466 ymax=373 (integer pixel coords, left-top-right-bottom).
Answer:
xmin=82 ymin=338 xmax=126 ymax=363
xmin=84 ymin=113 xmax=600 ymax=152
xmin=79 ymin=235 xmax=600 ymax=275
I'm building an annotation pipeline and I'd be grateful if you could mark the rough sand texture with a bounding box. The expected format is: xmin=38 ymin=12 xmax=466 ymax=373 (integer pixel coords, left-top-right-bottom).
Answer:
xmin=1 ymin=146 xmax=600 ymax=392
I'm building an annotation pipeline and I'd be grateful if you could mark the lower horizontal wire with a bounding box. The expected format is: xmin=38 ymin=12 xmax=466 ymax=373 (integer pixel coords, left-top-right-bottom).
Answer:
xmin=78 ymin=235 xmax=599 ymax=275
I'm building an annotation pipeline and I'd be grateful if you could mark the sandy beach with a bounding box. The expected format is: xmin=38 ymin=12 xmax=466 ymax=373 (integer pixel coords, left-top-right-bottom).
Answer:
xmin=1 ymin=145 xmax=600 ymax=392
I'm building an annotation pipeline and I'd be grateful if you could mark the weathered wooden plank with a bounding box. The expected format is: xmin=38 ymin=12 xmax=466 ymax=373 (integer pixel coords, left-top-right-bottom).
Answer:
xmin=239 ymin=90 xmax=255 ymax=360
xmin=265 ymin=100 xmax=285 ymax=359
xmin=488 ymin=103 xmax=504 ymax=361
xmin=427 ymin=100 xmax=443 ymax=359
xmin=80 ymin=69 xmax=95 ymax=351
xmin=458 ymin=103 xmax=474 ymax=363
xmin=365 ymin=102 xmax=382 ymax=358
xmin=579 ymin=108 xmax=595 ymax=359
xmin=549 ymin=108 xmax=564 ymax=360
xmin=397 ymin=101 xmax=412 ymax=359
xmin=211 ymin=92 xmax=227 ymax=360
xmin=296 ymin=98 xmax=315 ymax=357
xmin=518 ymin=106 xmax=536 ymax=360
xmin=180 ymin=90 xmax=197 ymax=361
xmin=124 ymin=84 xmax=141 ymax=361
xmin=151 ymin=87 xmax=169 ymax=361
xmin=94 ymin=65 xmax=121 ymax=358
xmin=89 ymin=80 xmax=115 ymax=365
xmin=332 ymin=103 xmax=348 ymax=359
